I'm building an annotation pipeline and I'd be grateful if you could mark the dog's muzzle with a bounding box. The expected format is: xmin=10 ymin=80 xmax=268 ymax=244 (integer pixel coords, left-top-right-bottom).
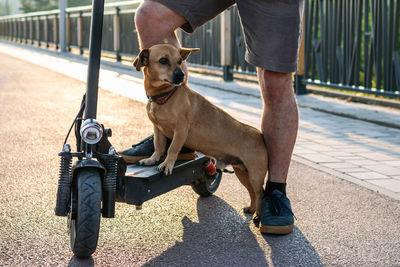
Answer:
xmin=172 ymin=68 xmax=185 ymax=85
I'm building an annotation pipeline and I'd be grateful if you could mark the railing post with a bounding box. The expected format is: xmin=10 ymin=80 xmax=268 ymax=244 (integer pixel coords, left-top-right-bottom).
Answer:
xmin=77 ymin=11 xmax=83 ymax=55
xmin=45 ymin=15 xmax=49 ymax=48
xmin=12 ymin=19 xmax=15 ymax=42
xmin=53 ymin=15 xmax=58 ymax=50
xmin=14 ymin=19 xmax=18 ymax=42
xmin=36 ymin=16 xmax=40 ymax=46
xmin=66 ymin=13 xmax=70 ymax=51
xmin=9 ymin=19 xmax=12 ymax=41
xmin=220 ymin=9 xmax=233 ymax=81
xmin=113 ymin=7 xmax=121 ymax=61
xmin=23 ymin=18 xmax=27 ymax=43
xmin=15 ymin=19 xmax=17 ymax=42
xmin=59 ymin=0 xmax=67 ymax=52
xmin=18 ymin=19 xmax=21 ymax=42
xmin=295 ymin=8 xmax=307 ymax=95
xmin=30 ymin=17 xmax=33 ymax=44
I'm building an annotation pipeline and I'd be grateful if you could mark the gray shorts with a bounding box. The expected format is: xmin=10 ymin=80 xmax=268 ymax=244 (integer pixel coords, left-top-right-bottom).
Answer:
xmin=153 ymin=0 xmax=304 ymax=73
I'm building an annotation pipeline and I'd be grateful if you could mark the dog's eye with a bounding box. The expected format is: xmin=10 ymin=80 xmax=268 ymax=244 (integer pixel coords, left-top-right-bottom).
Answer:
xmin=159 ymin=58 xmax=169 ymax=65
xmin=178 ymin=58 xmax=183 ymax=65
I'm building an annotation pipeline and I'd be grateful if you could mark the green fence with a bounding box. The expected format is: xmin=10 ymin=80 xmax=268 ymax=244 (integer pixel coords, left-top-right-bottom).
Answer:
xmin=303 ymin=0 xmax=400 ymax=98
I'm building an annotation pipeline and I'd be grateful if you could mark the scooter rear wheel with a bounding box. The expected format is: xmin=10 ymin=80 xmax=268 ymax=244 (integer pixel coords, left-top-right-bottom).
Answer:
xmin=69 ymin=169 xmax=102 ymax=259
xmin=191 ymin=169 xmax=222 ymax=197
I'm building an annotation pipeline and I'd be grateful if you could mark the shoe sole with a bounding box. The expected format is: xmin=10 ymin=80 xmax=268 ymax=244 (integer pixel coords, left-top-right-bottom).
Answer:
xmin=260 ymin=224 xmax=294 ymax=235
xmin=121 ymin=152 xmax=197 ymax=164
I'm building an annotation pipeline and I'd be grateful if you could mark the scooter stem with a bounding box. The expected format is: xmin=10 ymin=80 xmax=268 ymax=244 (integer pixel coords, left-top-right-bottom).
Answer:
xmin=85 ymin=0 xmax=105 ymax=120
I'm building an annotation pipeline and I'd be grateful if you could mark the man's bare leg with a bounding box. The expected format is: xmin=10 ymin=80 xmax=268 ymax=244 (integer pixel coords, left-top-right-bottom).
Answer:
xmin=258 ymin=69 xmax=297 ymax=234
xmin=258 ymin=68 xmax=298 ymax=185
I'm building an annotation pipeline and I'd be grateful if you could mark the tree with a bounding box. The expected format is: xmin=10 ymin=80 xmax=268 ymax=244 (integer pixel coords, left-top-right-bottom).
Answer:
xmin=20 ymin=0 xmax=58 ymax=13
xmin=68 ymin=0 xmax=91 ymax=8
xmin=0 ymin=2 xmax=6 ymax=16
xmin=19 ymin=0 xmax=94 ymax=13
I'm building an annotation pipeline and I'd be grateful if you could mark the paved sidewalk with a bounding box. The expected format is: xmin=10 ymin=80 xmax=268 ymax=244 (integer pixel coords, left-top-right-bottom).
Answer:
xmin=1 ymin=41 xmax=399 ymax=200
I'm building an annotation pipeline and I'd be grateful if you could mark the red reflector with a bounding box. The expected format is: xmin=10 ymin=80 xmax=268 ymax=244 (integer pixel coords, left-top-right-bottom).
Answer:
xmin=205 ymin=161 xmax=216 ymax=176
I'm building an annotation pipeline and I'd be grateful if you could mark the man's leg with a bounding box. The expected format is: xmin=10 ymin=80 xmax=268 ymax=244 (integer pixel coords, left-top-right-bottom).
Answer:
xmin=258 ymin=69 xmax=298 ymax=184
xmin=258 ymin=69 xmax=298 ymax=235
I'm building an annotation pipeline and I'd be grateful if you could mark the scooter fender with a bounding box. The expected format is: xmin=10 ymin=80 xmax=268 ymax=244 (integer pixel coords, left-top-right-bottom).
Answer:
xmin=71 ymin=159 xmax=106 ymax=182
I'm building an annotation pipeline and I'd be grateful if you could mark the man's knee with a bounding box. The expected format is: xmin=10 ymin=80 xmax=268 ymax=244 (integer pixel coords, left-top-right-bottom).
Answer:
xmin=135 ymin=1 xmax=185 ymax=33
xmin=258 ymin=68 xmax=294 ymax=101
xmin=135 ymin=2 xmax=158 ymax=30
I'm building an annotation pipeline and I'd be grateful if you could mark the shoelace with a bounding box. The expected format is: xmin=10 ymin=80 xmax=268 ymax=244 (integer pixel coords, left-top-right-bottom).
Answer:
xmin=271 ymin=190 xmax=296 ymax=219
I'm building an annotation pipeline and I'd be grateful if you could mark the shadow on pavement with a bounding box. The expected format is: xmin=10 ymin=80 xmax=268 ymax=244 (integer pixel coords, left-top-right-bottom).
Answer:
xmin=262 ymin=227 xmax=324 ymax=266
xmin=143 ymin=196 xmax=267 ymax=266
xmin=144 ymin=196 xmax=322 ymax=266
xmin=68 ymin=256 xmax=94 ymax=267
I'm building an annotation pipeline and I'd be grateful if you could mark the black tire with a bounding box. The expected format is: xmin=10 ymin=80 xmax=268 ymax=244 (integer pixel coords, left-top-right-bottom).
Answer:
xmin=69 ymin=169 xmax=102 ymax=259
xmin=191 ymin=170 xmax=222 ymax=197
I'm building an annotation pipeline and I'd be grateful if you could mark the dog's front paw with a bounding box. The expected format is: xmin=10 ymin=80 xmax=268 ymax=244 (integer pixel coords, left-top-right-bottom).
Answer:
xmin=139 ymin=157 xmax=157 ymax=166
xmin=158 ymin=160 xmax=175 ymax=175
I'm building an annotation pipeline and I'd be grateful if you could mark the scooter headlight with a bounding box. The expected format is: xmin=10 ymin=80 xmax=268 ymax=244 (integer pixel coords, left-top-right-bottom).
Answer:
xmin=80 ymin=119 xmax=103 ymax=145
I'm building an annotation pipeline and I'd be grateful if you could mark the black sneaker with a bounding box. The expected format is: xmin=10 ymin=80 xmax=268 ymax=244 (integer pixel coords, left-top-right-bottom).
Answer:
xmin=119 ymin=134 xmax=196 ymax=164
xmin=260 ymin=189 xmax=295 ymax=235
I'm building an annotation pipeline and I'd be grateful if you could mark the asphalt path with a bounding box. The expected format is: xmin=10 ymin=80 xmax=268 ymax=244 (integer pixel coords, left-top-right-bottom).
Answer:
xmin=0 ymin=52 xmax=399 ymax=266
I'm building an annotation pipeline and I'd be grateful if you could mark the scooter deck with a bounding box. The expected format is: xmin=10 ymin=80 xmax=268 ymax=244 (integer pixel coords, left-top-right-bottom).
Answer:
xmin=119 ymin=152 xmax=208 ymax=206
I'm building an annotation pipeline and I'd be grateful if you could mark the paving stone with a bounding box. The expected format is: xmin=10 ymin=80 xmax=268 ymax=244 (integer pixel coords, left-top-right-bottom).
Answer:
xmin=357 ymin=152 xmax=397 ymax=161
xmin=304 ymin=144 xmax=336 ymax=152
xmin=321 ymin=162 xmax=358 ymax=169
xmin=338 ymin=167 xmax=370 ymax=173
xmin=293 ymin=147 xmax=317 ymax=154
xmin=334 ymin=146 xmax=374 ymax=153
xmin=298 ymin=153 xmax=342 ymax=163
xmin=366 ymin=179 xmax=400 ymax=193
xmin=363 ymin=165 xmax=400 ymax=176
xmin=347 ymin=159 xmax=381 ymax=166
xmin=326 ymin=151 xmax=354 ymax=157
xmin=348 ymin=172 xmax=389 ymax=180
xmin=321 ymin=140 xmax=347 ymax=146
xmin=336 ymin=156 xmax=365 ymax=160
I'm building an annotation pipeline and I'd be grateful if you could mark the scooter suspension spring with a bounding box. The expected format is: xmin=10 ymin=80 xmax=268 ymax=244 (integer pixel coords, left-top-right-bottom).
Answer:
xmin=55 ymin=150 xmax=72 ymax=216
xmin=103 ymin=155 xmax=117 ymax=192
xmin=102 ymin=154 xmax=118 ymax=218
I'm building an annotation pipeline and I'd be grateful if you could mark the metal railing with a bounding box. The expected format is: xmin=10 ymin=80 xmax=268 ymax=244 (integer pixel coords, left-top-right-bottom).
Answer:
xmin=0 ymin=1 xmax=399 ymax=98
xmin=302 ymin=0 xmax=400 ymax=98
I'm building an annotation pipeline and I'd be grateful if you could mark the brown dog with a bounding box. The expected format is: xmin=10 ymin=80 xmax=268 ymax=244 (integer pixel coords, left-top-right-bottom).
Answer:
xmin=133 ymin=44 xmax=268 ymax=216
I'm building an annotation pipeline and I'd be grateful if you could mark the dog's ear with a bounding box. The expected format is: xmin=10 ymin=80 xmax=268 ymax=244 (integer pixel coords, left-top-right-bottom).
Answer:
xmin=133 ymin=49 xmax=149 ymax=71
xmin=179 ymin=48 xmax=200 ymax=61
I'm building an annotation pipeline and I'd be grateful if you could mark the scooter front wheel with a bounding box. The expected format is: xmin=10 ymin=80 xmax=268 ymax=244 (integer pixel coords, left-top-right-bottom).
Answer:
xmin=69 ymin=168 xmax=102 ymax=259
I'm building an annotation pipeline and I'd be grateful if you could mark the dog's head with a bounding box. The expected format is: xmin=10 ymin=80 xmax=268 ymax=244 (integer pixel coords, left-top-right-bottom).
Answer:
xmin=133 ymin=44 xmax=199 ymax=86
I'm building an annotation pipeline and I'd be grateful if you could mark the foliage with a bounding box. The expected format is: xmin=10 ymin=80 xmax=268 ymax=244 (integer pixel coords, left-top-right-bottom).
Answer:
xmin=20 ymin=0 xmax=58 ymax=13
xmin=68 ymin=0 xmax=91 ymax=7
xmin=19 ymin=0 xmax=96 ymax=13
xmin=0 ymin=2 xmax=6 ymax=16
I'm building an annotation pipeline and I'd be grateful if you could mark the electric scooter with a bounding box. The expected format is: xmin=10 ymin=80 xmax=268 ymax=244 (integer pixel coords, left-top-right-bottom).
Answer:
xmin=54 ymin=0 xmax=222 ymax=259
